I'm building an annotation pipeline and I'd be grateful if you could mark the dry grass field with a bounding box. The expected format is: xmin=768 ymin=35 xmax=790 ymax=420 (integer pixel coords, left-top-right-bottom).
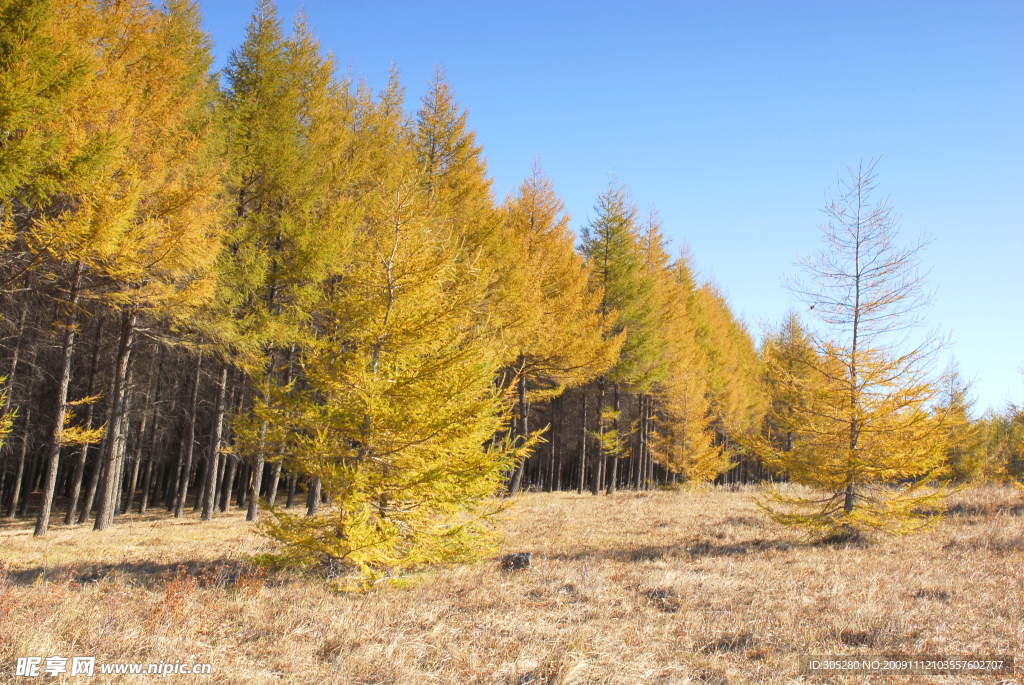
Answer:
xmin=1 ymin=485 xmax=1022 ymax=684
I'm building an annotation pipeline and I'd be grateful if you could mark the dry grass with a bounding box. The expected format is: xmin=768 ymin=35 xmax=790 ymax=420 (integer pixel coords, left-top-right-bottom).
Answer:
xmin=1 ymin=485 xmax=1022 ymax=684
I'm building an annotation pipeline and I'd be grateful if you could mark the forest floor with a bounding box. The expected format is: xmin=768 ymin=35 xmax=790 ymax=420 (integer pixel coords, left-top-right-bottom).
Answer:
xmin=1 ymin=485 xmax=1022 ymax=684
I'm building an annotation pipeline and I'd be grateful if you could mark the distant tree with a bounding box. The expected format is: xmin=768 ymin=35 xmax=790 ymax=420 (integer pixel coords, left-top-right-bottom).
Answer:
xmin=759 ymin=159 xmax=951 ymax=537
xmin=651 ymin=254 xmax=728 ymax=484
xmin=936 ymin=358 xmax=983 ymax=482
xmin=760 ymin=311 xmax=818 ymax=457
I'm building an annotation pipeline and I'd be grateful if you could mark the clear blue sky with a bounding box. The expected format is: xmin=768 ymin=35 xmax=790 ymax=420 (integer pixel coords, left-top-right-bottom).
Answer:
xmin=201 ymin=1 xmax=1023 ymax=412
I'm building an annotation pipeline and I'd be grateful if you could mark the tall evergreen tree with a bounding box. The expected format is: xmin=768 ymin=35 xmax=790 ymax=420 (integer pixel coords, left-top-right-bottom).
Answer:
xmin=502 ymin=162 xmax=620 ymax=495
xmin=250 ymin=77 xmax=513 ymax=575
xmin=579 ymin=182 xmax=660 ymax=494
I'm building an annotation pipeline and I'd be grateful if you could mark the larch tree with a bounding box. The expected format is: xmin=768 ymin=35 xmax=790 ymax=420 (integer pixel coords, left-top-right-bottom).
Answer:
xmin=501 ymin=161 xmax=620 ymax=495
xmin=759 ymin=159 xmax=951 ymax=537
xmin=579 ymin=182 xmax=661 ymax=495
xmin=216 ymin=1 xmax=354 ymax=522
xmin=651 ymin=252 xmax=727 ymax=484
xmin=936 ymin=358 xmax=983 ymax=482
xmin=759 ymin=311 xmax=819 ymax=459
xmin=248 ymin=76 xmax=513 ymax=577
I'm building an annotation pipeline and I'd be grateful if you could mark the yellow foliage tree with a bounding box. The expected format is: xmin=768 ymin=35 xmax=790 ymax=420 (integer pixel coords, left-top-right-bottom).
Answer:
xmin=247 ymin=74 xmax=515 ymax=577
xmin=758 ymin=159 xmax=951 ymax=538
xmin=501 ymin=160 xmax=621 ymax=494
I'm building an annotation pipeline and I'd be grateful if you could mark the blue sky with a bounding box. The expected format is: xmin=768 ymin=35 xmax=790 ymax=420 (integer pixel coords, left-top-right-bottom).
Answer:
xmin=201 ymin=1 xmax=1023 ymax=412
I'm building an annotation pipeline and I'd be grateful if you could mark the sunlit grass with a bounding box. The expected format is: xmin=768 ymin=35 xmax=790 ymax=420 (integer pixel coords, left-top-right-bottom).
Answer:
xmin=1 ymin=485 xmax=1021 ymax=683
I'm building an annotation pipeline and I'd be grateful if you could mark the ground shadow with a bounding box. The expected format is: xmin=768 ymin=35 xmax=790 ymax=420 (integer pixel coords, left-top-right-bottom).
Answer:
xmin=0 ymin=557 xmax=281 ymax=589
xmin=537 ymin=537 xmax=799 ymax=564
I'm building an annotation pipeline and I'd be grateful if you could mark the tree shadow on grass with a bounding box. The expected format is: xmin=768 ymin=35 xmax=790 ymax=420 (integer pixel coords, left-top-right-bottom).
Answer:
xmin=541 ymin=537 xmax=798 ymax=563
xmin=1 ymin=558 xmax=282 ymax=589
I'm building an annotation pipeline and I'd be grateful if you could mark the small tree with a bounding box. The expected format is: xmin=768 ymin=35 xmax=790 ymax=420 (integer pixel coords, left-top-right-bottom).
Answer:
xmin=759 ymin=159 xmax=951 ymax=537
xmin=937 ymin=358 xmax=983 ymax=482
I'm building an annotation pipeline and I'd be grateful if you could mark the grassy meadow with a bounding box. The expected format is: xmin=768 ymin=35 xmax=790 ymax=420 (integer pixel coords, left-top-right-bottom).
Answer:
xmin=1 ymin=485 xmax=1022 ymax=684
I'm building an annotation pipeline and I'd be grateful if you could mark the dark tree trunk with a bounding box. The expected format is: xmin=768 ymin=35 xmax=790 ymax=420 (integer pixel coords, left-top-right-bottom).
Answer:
xmin=7 ymin=404 xmax=31 ymax=518
xmin=246 ymin=419 xmax=266 ymax=521
xmin=591 ymin=380 xmax=605 ymax=495
xmin=139 ymin=457 xmax=154 ymax=514
xmin=111 ymin=361 xmax=135 ymax=518
xmin=306 ymin=477 xmax=321 ymax=516
xmin=138 ymin=359 xmax=165 ymax=515
xmin=286 ymin=473 xmax=296 ymax=508
xmin=34 ymin=263 xmax=83 ymax=536
xmin=163 ymin=387 xmax=184 ymax=512
xmin=576 ymin=391 xmax=588 ymax=494
xmin=507 ymin=370 xmax=529 ymax=496
xmin=94 ymin=309 xmax=137 ymax=530
xmin=546 ymin=396 xmax=557 ymax=492
xmin=606 ymin=384 xmax=620 ymax=496
xmin=20 ymin=452 xmax=38 ymax=517
xmin=643 ymin=397 xmax=651 ymax=489
xmin=220 ymin=456 xmax=237 ymax=511
xmin=201 ymin=363 xmax=228 ymax=520
xmin=266 ymin=462 xmax=282 ymax=507
xmin=123 ymin=362 xmax=157 ymax=514
xmin=237 ymin=462 xmax=249 ymax=508
xmin=77 ymin=419 xmax=109 ymax=525
xmin=174 ymin=354 xmax=202 ymax=518
xmin=3 ymin=306 xmax=27 ymax=413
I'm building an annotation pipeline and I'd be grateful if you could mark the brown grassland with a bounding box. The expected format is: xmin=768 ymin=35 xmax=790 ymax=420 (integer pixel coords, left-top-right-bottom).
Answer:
xmin=1 ymin=485 xmax=1022 ymax=684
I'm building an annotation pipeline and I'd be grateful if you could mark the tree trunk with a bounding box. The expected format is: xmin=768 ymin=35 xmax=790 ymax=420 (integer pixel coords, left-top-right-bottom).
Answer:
xmin=576 ymin=391 xmax=588 ymax=494
xmin=606 ymin=384 xmax=620 ymax=495
xmin=111 ymin=361 xmax=134 ymax=519
xmin=246 ymin=389 xmax=267 ymax=520
xmin=77 ymin=418 xmax=109 ymax=525
xmin=591 ymin=380 xmax=605 ymax=495
xmin=138 ymin=359 xmax=165 ymax=515
xmin=34 ymin=263 xmax=83 ymax=536
xmin=93 ymin=308 xmax=137 ymax=530
xmin=286 ymin=472 xmax=297 ymax=508
xmin=123 ymin=362 xmax=157 ymax=514
xmin=507 ymin=370 xmax=529 ymax=496
xmin=237 ymin=462 xmax=249 ymax=508
xmin=20 ymin=453 xmax=38 ymax=517
xmin=7 ymin=405 xmax=31 ymax=518
xmin=645 ymin=401 xmax=655 ymax=489
xmin=64 ymin=321 xmax=102 ymax=524
xmin=174 ymin=354 xmax=203 ymax=518
xmin=220 ymin=456 xmax=237 ymax=511
xmin=164 ymin=389 xmax=185 ymax=511
xmin=306 ymin=477 xmax=321 ymax=516
xmin=3 ymin=306 xmax=27 ymax=413
xmin=245 ymin=445 xmax=264 ymax=521
xmin=201 ymin=363 xmax=228 ymax=520
xmin=546 ymin=397 xmax=557 ymax=492
xmin=193 ymin=450 xmax=207 ymax=513
xmin=264 ymin=346 xmax=294 ymax=508
xmin=843 ymin=477 xmax=855 ymax=513
xmin=266 ymin=462 xmax=282 ymax=506
xmin=1 ymin=303 xmax=28 ymax=515
xmin=139 ymin=456 xmax=154 ymax=514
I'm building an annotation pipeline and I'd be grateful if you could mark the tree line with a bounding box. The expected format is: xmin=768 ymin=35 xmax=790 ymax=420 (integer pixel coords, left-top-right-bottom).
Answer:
xmin=1 ymin=0 xmax=1020 ymax=571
